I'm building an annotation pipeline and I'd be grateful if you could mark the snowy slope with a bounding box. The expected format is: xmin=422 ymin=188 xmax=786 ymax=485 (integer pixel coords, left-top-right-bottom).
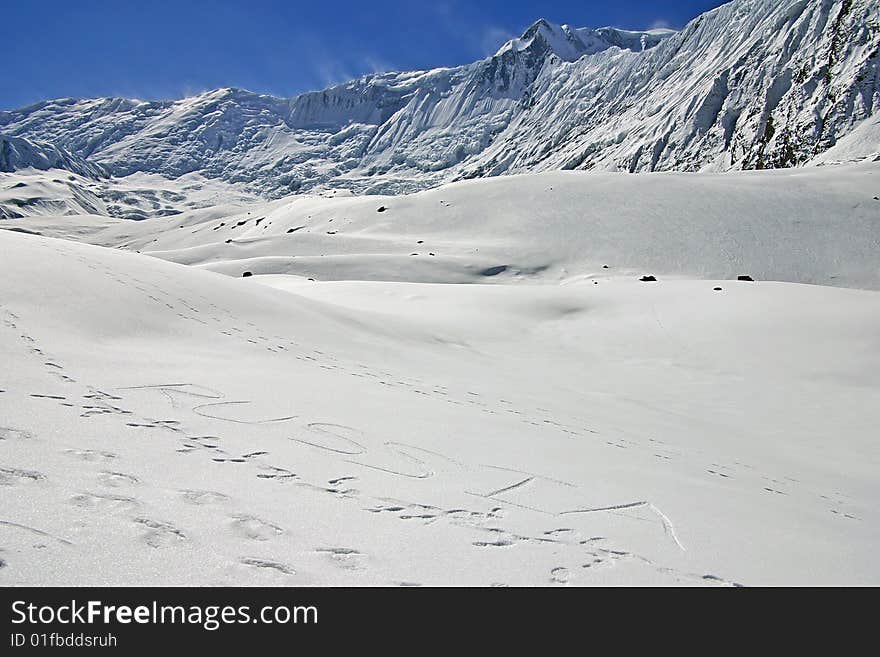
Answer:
xmin=50 ymin=161 xmax=878 ymax=291
xmin=1 ymin=0 xmax=877 ymax=195
xmin=811 ymin=112 xmax=880 ymax=165
xmin=1 ymin=0 xmax=879 ymax=588
xmin=0 ymin=135 xmax=108 ymax=179
xmin=478 ymin=0 xmax=880 ymax=175
xmin=0 ymin=168 xmax=261 ymax=220
xmin=1 ymin=226 xmax=878 ymax=586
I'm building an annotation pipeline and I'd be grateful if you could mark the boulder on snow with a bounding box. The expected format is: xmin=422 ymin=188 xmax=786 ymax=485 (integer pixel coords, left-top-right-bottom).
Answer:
xmin=242 ymin=271 xmax=253 ymax=278
xmin=480 ymin=265 xmax=509 ymax=277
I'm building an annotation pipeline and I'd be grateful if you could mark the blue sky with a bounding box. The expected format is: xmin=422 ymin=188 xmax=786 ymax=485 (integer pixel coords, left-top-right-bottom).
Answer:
xmin=3 ymin=0 xmax=727 ymax=110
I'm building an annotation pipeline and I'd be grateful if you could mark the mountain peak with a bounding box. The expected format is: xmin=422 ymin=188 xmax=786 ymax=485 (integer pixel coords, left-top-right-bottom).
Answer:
xmin=0 ymin=0 xmax=877 ymax=196
xmin=497 ymin=19 xmax=584 ymax=62
xmin=496 ymin=18 xmax=674 ymax=62
xmin=521 ymin=18 xmax=555 ymax=39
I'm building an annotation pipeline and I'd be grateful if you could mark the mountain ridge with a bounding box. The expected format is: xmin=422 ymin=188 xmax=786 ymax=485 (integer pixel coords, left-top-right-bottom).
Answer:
xmin=1 ymin=0 xmax=878 ymax=195
xmin=0 ymin=134 xmax=109 ymax=179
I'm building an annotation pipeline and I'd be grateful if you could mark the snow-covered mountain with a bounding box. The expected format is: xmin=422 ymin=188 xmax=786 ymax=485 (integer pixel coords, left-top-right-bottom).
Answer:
xmin=1 ymin=0 xmax=878 ymax=196
xmin=0 ymin=135 xmax=108 ymax=179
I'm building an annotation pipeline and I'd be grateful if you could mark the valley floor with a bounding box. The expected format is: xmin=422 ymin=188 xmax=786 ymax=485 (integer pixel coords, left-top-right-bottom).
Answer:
xmin=1 ymin=165 xmax=878 ymax=585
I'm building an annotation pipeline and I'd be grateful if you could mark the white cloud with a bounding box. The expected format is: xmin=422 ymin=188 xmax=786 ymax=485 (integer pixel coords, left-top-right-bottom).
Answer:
xmin=479 ymin=26 xmax=516 ymax=56
xmin=363 ymin=55 xmax=396 ymax=75
xmin=427 ymin=1 xmax=515 ymax=58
